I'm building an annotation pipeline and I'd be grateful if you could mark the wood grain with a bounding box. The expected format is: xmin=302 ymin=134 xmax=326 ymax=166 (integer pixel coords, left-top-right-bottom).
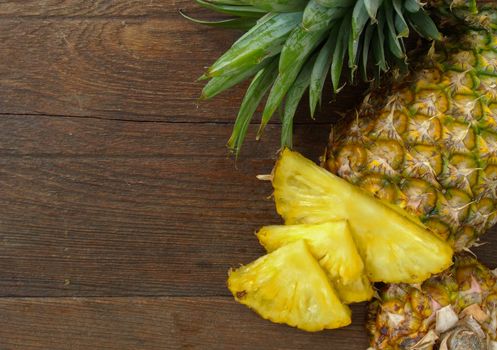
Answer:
xmin=0 ymin=0 xmax=216 ymax=17
xmin=0 ymin=115 xmax=329 ymax=157
xmin=0 ymin=0 xmax=491 ymax=17
xmin=0 ymin=297 xmax=368 ymax=349
xmin=0 ymin=17 xmax=361 ymax=122
xmin=0 ymin=17 xmax=235 ymax=121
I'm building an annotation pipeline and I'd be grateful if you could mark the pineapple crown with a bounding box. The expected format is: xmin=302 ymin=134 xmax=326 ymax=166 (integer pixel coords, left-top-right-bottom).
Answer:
xmin=182 ymin=0 xmax=490 ymax=155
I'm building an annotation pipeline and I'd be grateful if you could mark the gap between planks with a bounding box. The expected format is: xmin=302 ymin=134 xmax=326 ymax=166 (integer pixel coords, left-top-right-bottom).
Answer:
xmin=0 ymin=112 xmax=331 ymax=125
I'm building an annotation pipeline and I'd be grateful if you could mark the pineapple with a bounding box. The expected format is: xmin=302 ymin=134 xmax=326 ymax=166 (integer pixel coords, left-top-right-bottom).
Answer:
xmin=256 ymin=221 xmax=374 ymax=303
xmin=191 ymin=0 xmax=497 ymax=341
xmin=272 ymin=148 xmax=454 ymax=284
xmin=227 ymin=240 xmax=352 ymax=331
xmin=322 ymin=3 xmax=497 ymax=348
xmin=326 ymin=3 xmax=497 ymax=251
xmin=367 ymin=254 xmax=497 ymax=349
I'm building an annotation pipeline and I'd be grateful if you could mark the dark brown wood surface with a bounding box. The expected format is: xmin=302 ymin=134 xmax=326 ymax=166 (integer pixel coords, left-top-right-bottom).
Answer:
xmin=1 ymin=2 xmax=496 ymax=349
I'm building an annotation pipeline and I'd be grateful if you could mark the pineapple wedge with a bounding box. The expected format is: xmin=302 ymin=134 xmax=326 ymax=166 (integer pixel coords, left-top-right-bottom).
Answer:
xmin=256 ymin=221 xmax=374 ymax=303
xmin=227 ymin=240 xmax=351 ymax=331
xmin=336 ymin=275 xmax=373 ymax=304
xmin=272 ymin=149 xmax=454 ymax=284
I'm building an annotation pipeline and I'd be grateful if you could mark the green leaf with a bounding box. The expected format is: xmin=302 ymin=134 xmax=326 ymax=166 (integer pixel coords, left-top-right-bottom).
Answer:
xmin=466 ymin=0 xmax=478 ymax=14
xmin=403 ymin=0 xmax=421 ymax=13
xmin=227 ymin=59 xmax=279 ymax=155
xmin=352 ymin=0 xmax=369 ymax=39
xmin=278 ymin=25 xmax=328 ymax=73
xmin=394 ymin=13 xmax=409 ymax=38
xmin=258 ymin=25 xmax=328 ymax=137
xmin=348 ymin=24 xmax=358 ymax=73
xmin=281 ymin=53 xmax=318 ymax=148
xmin=180 ymin=11 xmax=258 ymax=29
xmin=392 ymin=0 xmax=408 ymax=37
xmin=384 ymin=1 xmax=404 ymax=59
xmin=331 ymin=17 xmax=349 ymax=92
xmin=277 ymin=102 xmax=284 ymax=122
xmin=212 ymin=12 xmax=276 ymax=53
xmin=309 ymin=27 xmax=338 ymax=117
xmin=349 ymin=0 xmax=369 ymax=72
xmin=361 ymin=22 xmax=375 ymax=79
xmin=194 ymin=0 xmax=265 ymax=17
xmin=391 ymin=53 xmax=408 ymax=74
xmin=315 ymin=0 xmax=355 ymax=7
xmin=247 ymin=0 xmax=308 ymax=12
xmin=372 ymin=10 xmax=387 ymax=74
xmin=201 ymin=59 xmax=270 ymax=99
xmin=364 ymin=0 xmax=383 ymax=20
xmin=207 ymin=0 xmax=251 ymax=5
xmin=405 ymin=10 xmax=442 ymax=41
xmin=302 ymin=0 xmax=348 ymax=32
xmin=207 ymin=12 xmax=302 ymax=77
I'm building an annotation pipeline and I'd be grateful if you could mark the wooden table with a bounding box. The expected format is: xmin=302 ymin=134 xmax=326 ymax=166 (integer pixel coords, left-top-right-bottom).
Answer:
xmin=1 ymin=2 xmax=496 ymax=349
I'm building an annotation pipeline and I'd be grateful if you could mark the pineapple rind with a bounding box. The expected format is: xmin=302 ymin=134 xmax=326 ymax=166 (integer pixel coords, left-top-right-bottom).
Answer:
xmin=256 ymin=221 xmax=374 ymax=303
xmin=273 ymin=149 xmax=454 ymax=284
xmin=227 ymin=240 xmax=352 ymax=331
xmin=328 ymin=28 xmax=497 ymax=250
xmin=368 ymin=254 xmax=497 ymax=349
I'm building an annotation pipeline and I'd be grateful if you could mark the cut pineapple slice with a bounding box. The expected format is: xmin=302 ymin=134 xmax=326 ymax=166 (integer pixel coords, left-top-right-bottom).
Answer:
xmin=334 ymin=274 xmax=373 ymax=304
xmin=256 ymin=221 xmax=374 ymax=303
xmin=272 ymin=149 xmax=454 ymax=284
xmin=227 ymin=240 xmax=352 ymax=331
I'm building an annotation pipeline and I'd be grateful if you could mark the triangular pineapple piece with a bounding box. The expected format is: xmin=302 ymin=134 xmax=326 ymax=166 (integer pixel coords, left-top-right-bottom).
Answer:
xmin=334 ymin=274 xmax=373 ymax=304
xmin=271 ymin=149 xmax=454 ymax=284
xmin=227 ymin=240 xmax=352 ymax=331
xmin=256 ymin=221 xmax=374 ymax=303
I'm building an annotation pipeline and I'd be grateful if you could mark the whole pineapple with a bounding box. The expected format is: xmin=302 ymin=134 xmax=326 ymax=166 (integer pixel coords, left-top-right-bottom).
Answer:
xmin=327 ymin=3 xmax=497 ymax=251
xmin=325 ymin=2 xmax=497 ymax=348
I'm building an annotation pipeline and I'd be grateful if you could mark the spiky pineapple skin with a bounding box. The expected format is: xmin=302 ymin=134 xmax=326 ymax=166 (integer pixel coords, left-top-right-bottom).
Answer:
xmin=327 ymin=26 xmax=497 ymax=251
xmin=367 ymin=254 xmax=497 ymax=349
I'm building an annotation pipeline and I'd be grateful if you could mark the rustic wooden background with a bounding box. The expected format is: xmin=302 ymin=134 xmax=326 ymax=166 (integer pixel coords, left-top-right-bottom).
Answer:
xmin=1 ymin=1 xmax=496 ymax=349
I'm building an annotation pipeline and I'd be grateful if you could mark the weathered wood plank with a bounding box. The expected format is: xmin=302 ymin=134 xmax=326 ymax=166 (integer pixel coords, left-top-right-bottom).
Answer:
xmin=0 ymin=18 xmax=235 ymax=121
xmin=0 ymin=297 xmax=368 ymax=350
xmin=0 ymin=115 xmax=328 ymax=157
xmin=0 ymin=18 xmax=360 ymax=121
xmin=0 ymin=118 xmax=330 ymax=297
xmin=0 ymin=0 xmax=492 ymax=17
xmin=0 ymin=0 xmax=214 ymax=17
xmin=0 ymin=155 xmax=276 ymax=297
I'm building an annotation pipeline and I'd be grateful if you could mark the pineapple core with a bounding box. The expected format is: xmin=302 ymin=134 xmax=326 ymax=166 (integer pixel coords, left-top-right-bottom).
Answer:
xmin=272 ymin=149 xmax=454 ymax=284
xmin=228 ymin=240 xmax=352 ymax=331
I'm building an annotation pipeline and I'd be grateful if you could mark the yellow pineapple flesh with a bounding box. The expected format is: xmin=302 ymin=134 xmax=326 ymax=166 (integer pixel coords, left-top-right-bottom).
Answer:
xmin=257 ymin=221 xmax=374 ymax=303
xmin=272 ymin=149 xmax=454 ymax=284
xmin=227 ymin=240 xmax=352 ymax=331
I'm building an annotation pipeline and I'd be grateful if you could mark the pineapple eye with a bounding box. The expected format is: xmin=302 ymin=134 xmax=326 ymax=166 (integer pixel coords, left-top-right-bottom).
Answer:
xmin=406 ymin=115 xmax=443 ymax=144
